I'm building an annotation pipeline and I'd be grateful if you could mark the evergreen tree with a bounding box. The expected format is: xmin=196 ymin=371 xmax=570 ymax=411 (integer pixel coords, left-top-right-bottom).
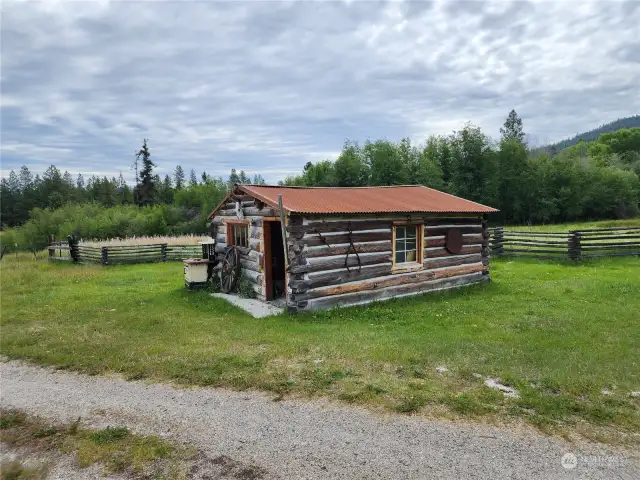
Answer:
xmin=252 ymin=174 xmax=266 ymax=185
xmin=135 ymin=139 xmax=156 ymax=205
xmin=189 ymin=169 xmax=198 ymax=186
xmin=500 ymin=109 xmax=525 ymax=143
xmin=161 ymin=174 xmax=174 ymax=204
xmin=174 ymin=165 xmax=185 ymax=189
xmin=116 ymin=173 xmax=133 ymax=204
xmin=19 ymin=166 xmax=33 ymax=190
xmin=228 ymin=169 xmax=240 ymax=186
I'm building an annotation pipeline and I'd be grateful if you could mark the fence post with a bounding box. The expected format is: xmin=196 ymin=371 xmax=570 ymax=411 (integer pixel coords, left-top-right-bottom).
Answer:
xmin=67 ymin=235 xmax=79 ymax=263
xmin=161 ymin=243 xmax=167 ymax=262
xmin=481 ymin=219 xmax=491 ymax=272
xmin=568 ymin=231 xmax=581 ymax=261
xmin=491 ymin=227 xmax=504 ymax=256
xmin=101 ymin=246 xmax=108 ymax=265
xmin=48 ymin=234 xmax=55 ymax=260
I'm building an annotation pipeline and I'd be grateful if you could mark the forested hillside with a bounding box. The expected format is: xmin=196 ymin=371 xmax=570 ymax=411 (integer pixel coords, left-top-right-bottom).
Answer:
xmin=1 ymin=111 xmax=639 ymax=251
xmin=539 ymin=115 xmax=640 ymax=153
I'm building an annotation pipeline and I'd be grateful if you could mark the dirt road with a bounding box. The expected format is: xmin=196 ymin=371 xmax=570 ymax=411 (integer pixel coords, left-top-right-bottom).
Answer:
xmin=1 ymin=360 xmax=637 ymax=479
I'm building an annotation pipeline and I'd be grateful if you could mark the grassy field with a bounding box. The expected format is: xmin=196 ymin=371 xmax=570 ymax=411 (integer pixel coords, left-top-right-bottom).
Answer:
xmin=80 ymin=234 xmax=210 ymax=247
xmin=1 ymin=251 xmax=639 ymax=444
xmin=505 ymin=218 xmax=640 ymax=232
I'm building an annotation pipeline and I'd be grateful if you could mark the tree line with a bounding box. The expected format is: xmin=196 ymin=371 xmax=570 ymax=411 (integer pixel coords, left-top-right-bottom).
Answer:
xmin=0 ymin=139 xmax=265 ymax=251
xmin=281 ymin=111 xmax=640 ymax=224
xmin=0 ymin=138 xmax=265 ymax=228
xmin=1 ymin=110 xmax=638 ymax=252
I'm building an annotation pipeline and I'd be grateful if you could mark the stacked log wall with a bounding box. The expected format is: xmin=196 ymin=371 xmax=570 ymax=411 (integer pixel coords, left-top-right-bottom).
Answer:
xmin=211 ymin=196 xmax=276 ymax=300
xmin=287 ymin=214 xmax=490 ymax=311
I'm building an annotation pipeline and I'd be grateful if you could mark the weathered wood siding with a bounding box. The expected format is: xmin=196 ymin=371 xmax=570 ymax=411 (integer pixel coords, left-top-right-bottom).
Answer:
xmin=211 ymin=196 xmax=280 ymax=301
xmin=287 ymin=214 xmax=490 ymax=311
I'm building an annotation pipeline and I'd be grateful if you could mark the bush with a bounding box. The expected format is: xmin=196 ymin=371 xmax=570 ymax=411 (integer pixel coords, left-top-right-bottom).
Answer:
xmin=4 ymin=203 xmax=209 ymax=252
xmin=236 ymin=273 xmax=257 ymax=298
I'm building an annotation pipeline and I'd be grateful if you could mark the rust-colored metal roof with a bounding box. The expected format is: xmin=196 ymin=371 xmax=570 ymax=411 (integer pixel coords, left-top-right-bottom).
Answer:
xmin=223 ymin=184 xmax=497 ymax=215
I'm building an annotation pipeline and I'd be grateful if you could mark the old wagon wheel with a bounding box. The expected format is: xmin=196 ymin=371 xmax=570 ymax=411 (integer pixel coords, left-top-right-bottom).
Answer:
xmin=220 ymin=246 xmax=241 ymax=293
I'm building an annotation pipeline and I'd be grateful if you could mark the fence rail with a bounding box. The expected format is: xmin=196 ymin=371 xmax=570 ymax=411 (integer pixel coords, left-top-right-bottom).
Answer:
xmin=489 ymin=227 xmax=640 ymax=260
xmin=49 ymin=236 xmax=203 ymax=265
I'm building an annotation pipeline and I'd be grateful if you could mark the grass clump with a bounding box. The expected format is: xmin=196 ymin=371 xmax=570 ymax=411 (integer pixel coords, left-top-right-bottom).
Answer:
xmin=89 ymin=426 xmax=130 ymax=443
xmin=0 ymin=411 xmax=26 ymax=429
xmin=0 ymin=459 xmax=49 ymax=480
xmin=0 ymin=408 xmax=189 ymax=476
xmin=394 ymin=394 xmax=429 ymax=413
xmin=31 ymin=426 xmax=57 ymax=438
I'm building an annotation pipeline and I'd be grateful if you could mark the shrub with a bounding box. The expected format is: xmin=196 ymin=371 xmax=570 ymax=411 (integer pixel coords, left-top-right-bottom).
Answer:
xmin=236 ymin=273 xmax=257 ymax=298
xmin=4 ymin=203 xmax=209 ymax=252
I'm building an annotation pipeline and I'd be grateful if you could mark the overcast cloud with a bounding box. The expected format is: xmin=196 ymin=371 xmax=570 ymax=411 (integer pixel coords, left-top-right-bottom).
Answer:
xmin=1 ymin=0 xmax=639 ymax=183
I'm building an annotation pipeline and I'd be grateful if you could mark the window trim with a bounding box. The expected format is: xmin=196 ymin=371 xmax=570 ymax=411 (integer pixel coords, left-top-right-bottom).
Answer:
xmin=392 ymin=221 xmax=424 ymax=273
xmin=226 ymin=220 xmax=250 ymax=248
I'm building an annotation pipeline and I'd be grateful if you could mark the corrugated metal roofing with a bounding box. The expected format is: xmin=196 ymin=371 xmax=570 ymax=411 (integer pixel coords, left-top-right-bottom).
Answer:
xmin=229 ymin=184 xmax=497 ymax=215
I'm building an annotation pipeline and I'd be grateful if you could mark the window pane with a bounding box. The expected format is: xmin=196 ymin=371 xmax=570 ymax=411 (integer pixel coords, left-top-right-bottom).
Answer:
xmin=230 ymin=225 xmax=249 ymax=247
xmin=406 ymin=226 xmax=417 ymax=239
xmin=396 ymin=226 xmax=405 ymax=239
xmin=406 ymin=250 xmax=417 ymax=262
xmin=395 ymin=238 xmax=405 ymax=252
xmin=405 ymin=239 xmax=416 ymax=250
xmin=395 ymin=251 xmax=405 ymax=263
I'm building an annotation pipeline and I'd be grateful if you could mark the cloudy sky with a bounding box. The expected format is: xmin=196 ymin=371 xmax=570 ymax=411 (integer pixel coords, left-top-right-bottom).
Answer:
xmin=1 ymin=0 xmax=639 ymax=184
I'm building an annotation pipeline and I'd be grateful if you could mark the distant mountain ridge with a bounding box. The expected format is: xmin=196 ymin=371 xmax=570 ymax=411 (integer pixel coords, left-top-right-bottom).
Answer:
xmin=542 ymin=115 xmax=640 ymax=153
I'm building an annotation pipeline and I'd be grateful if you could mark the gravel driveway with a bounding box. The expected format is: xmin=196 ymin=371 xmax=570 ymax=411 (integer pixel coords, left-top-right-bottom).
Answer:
xmin=1 ymin=360 xmax=637 ymax=479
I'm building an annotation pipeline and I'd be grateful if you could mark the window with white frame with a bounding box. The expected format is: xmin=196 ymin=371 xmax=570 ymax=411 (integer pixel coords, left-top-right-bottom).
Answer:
xmin=393 ymin=224 xmax=424 ymax=266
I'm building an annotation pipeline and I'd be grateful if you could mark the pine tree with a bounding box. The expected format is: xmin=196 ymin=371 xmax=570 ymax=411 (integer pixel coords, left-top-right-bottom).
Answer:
xmin=161 ymin=175 xmax=174 ymax=203
xmin=228 ymin=169 xmax=240 ymax=186
xmin=19 ymin=166 xmax=33 ymax=190
xmin=136 ymin=139 xmax=156 ymax=205
xmin=116 ymin=173 xmax=133 ymax=204
xmin=252 ymin=174 xmax=266 ymax=185
xmin=174 ymin=165 xmax=185 ymax=189
xmin=500 ymin=109 xmax=525 ymax=143
xmin=189 ymin=169 xmax=198 ymax=186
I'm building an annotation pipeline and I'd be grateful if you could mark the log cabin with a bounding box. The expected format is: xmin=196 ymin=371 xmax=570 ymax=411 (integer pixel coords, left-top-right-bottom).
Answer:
xmin=208 ymin=184 xmax=497 ymax=311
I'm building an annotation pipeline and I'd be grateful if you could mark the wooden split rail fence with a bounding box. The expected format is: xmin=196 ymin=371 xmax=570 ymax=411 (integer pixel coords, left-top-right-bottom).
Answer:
xmin=48 ymin=236 xmax=202 ymax=265
xmin=489 ymin=226 xmax=640 ymax=260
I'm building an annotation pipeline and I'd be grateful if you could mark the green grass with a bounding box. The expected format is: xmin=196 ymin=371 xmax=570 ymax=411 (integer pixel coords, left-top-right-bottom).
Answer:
xmin=1 ymin=252 xmax=639 ymax=442
xmin=0 ymin=408 xmax=190 ymax=478
xmin=506 ymin=218 xmax=640 ymax=232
